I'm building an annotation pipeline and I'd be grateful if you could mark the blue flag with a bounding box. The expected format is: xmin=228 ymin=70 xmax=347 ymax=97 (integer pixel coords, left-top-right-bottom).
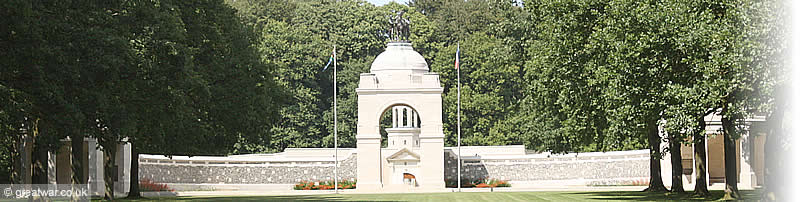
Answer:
xmin=323 ymin=51 xmax=334 ymax=71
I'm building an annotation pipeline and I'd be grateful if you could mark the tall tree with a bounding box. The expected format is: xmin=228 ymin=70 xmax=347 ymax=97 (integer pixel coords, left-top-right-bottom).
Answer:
xmin=719 ymin=0 xmax=786 ymax=199
xmin=589 ymin=0 xmax=701 ymax=192
xmin=121 ymin=0 xmax=286 ymax=197
xmin=519 ymin=0 xmax=612 ymax=154
xmin=743 ymin=0 xmax=788 ymax=199
xmin=2 ymin=0 xmax=285 ymax=198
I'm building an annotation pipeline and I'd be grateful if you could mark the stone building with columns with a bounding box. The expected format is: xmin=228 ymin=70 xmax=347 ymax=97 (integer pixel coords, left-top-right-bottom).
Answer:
xmin=16 ymin=137 xmax=131 ymax=197
xmin=659 ymin=112 xmax=768 ymax=190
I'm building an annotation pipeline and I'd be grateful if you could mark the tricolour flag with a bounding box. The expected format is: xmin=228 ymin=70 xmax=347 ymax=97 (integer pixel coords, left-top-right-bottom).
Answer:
xmin=455 ymin=43 xmax=460 ymax=70
xmin=323 ymin=50 xmax=334 ymax=71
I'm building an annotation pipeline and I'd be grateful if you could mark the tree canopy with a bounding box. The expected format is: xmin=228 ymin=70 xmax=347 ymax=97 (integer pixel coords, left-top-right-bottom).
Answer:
xmin=0 ymin=0 xmax=787 ymax=198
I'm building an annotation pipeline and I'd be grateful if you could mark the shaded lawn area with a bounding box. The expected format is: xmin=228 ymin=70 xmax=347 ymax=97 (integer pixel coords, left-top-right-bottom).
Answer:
xmin=112 ymin=190 xmax=762 ymax=201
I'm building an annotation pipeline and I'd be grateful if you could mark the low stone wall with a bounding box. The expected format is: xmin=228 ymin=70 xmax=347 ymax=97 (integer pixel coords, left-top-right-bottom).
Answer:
xmin=444 ymin=149 xmax=649 ymax=185
xmin=140 ymin=149 xmax=648 ymax=186
xmin=139 ymin=154 xmax=357 ymax=184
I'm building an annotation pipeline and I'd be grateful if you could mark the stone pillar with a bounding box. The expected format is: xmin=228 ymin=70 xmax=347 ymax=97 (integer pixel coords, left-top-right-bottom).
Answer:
xmin=412 ymin=110 xmax=417 ymax=128
xmin=414 ymin=112 xmax=420 ymax=128
xmin=116 ymin=141 xmax=131 ymax=194
xmin=392 ymin=107 xmax=396 ymax=127
xmin=406 ymin=108 xmax=412 ymax=128
xmin=704 ymin=133 xmax=710 ymax=186
xmin=87 ymin=138 xmax=104 ymax=196
xmin=738 ymin=130 xmax=755 ymax=189
xmin=20 ymin=134 xmax=33 ymax=184
xmin=47 ymin=151 xmax=57 ymax=185
xmin=418 ymin=95 xmax=445 ymax=189
xmin=419 ymin=134 xmax=444 ymax=189
xmin=658 ymin=123 xmax=672 ymax=187
xmin=55 ymin=144 xmax=71 ymax=184
xmin=356 ymin=93 xmax=383 ymax=191
xmin=356 ymin=133 xmax=383 ymax=191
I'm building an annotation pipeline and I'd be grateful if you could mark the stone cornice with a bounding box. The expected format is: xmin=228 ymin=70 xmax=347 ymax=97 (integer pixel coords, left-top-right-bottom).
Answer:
xmin=356 ymin=88 xmax=444 ymax=95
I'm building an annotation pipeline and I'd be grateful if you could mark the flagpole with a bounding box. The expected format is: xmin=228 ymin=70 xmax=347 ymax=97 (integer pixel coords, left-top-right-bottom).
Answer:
xmin=456 ymin=42 xmax=462 ymax=193
xmin=333 ymin=45 xmax=338 ymax=194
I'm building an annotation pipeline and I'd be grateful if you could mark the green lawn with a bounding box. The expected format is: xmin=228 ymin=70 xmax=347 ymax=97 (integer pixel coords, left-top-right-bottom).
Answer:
xmin=111 ymin=190 xmax=762 ymax=201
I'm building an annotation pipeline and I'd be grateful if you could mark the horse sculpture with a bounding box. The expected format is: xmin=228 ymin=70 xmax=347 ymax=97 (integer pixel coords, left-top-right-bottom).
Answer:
xmin=388 ymin=11 xmax=410 ymax=42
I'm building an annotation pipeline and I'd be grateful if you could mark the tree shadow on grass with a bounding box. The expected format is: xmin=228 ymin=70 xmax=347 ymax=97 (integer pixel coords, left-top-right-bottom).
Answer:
xmin=567 ymin=189 xmax=762 ymax=201
xmin=119 ymin=195 xmax=403 ymax=202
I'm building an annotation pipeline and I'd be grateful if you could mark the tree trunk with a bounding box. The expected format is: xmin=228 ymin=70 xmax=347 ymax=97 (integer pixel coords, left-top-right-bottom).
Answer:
xmin=669 ymin=132 xmax=684 ymax=193
xmin=71 ymin=133 xmax=85 ymax=185
xmin=693 ymin=116 xmax=709 ymax=196
xmin=645 ymin=120 xmax=667 ymax=192
xmin=102 ymin=141 xmax=117 ymax=200
xmin=31 ymin=142 xmax=48 ymax=184
xmin=31 ymin=121 xmax=48 ymax=184
xmin=127 ymin=140 xmax=141 ymax=198
xmin=11 ymin=133 xmax=21 ymax=184
xmin=721 ymin=110 xmax=740 ymax=199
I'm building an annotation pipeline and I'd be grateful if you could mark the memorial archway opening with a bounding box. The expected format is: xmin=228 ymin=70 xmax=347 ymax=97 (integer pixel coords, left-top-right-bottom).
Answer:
xmin=379 ymin=104 xmax=421 ymax=148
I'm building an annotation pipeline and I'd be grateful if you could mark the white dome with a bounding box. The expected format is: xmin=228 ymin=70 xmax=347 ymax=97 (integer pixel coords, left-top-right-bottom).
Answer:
xmin=370 ymin=43 xmax=428 ymax=72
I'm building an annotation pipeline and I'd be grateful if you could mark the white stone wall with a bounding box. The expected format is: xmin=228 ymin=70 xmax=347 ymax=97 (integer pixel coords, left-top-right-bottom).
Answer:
xmin=139 ymin=149 xmax=649 ymax=186
xmin=139 ymin=154 xmax=357 ymax=184
xmin=444 ymin=149 xmax=650 ymax=185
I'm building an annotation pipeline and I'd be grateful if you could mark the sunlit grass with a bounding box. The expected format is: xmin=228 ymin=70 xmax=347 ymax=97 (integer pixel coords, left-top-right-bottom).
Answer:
xmin=108 ymin=189 xmax=762 ymax=201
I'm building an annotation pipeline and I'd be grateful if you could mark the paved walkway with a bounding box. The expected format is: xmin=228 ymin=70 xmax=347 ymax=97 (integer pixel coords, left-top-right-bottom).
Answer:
xmin=169 ymin=186 xmax=650 ymax=197
xmin=154 ymin=183 xmax=740 ymax=197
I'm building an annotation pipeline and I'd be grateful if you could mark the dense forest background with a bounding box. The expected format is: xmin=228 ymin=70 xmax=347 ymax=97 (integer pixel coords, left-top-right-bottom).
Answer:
xmin=223 ymin=0 xmax=786 ymax=154
xmin=0 ymin=0 xmax=790 ymax=199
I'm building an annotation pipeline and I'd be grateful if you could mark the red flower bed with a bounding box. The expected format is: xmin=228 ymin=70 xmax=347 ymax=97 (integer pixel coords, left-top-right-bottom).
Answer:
xmin=294 ymin=181 xmax=315 ymax=190
xmin=474 ymin=183 xmax=491 ymax=188
xmin=140 ymin=179 xmax=174 ymax=192
xmin=445 ymin=178 xmax=510 ymax=188
xmin=293 ymin=179 xmax=357 ymax=190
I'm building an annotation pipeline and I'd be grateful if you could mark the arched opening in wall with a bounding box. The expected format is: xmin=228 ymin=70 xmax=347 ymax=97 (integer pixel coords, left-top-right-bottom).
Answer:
xmin=378 ymin=104 xmax=422 ymax=148
xmin=403 ymin=173 xmax=416 ymax=186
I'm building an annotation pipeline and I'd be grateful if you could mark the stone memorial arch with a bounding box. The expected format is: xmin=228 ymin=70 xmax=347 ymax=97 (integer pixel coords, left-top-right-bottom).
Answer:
xmin=355 ymin=42 xmax=445 ymax=190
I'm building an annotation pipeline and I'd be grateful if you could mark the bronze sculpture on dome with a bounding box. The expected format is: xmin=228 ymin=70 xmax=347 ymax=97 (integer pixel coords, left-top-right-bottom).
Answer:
xmin=387 ymin=10 xmax=410 ymax=42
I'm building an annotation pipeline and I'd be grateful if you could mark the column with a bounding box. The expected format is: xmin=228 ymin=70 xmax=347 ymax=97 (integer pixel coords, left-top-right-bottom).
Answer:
xmin=22 ymin=134 xmax=32 ymax=184
xmin=47 ymin=151 xmax=57 ymax=185
xmin=355 ymin=95 xmax=384 ymax=191
xmin=738 ymin=130 xmax=755 ymax=189
xmin=405 ymin=107 xmax=412 ymax=128
xmin=115 ymin=141 xmax=132 ymax=194
xmin=418 ymin=95 xmax=446 ymax=189
xmin=704 ymin=134 xmax=709 ymax=186
xmin=415 ymin=112 xmax=420 ymax=128
xmin=392 ymin=107 xmax=398 ymax=128
xmin=87 ymin=138 xmax=104 ymax=196
xmin=356 ymin=130 xmax=383 ymax=191
xmin=411 ymin=111 xmax=417 ymax=128
xmin=658 ymin=124 xmax=672 ymax=186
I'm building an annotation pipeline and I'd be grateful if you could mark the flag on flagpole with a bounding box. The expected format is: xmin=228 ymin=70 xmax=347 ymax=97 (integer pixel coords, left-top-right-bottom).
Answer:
xmin=320 ymin=45 xmax=340 ymax=193
xmin=323 ymin=50 xmax=334 ymax=71
xmin=455 ymin=44 xmax=460 ymax=69
xmin=456 ymin=42 xmax=462 ymax=192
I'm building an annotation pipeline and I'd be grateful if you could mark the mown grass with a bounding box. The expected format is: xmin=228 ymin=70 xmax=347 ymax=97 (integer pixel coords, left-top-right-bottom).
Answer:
xmin=107 ymin=189 xmax=762 ymax=201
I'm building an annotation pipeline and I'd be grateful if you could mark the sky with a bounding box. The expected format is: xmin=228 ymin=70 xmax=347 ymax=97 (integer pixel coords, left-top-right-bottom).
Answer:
xmin=366 ymin=0 xmax=409 ymax=6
